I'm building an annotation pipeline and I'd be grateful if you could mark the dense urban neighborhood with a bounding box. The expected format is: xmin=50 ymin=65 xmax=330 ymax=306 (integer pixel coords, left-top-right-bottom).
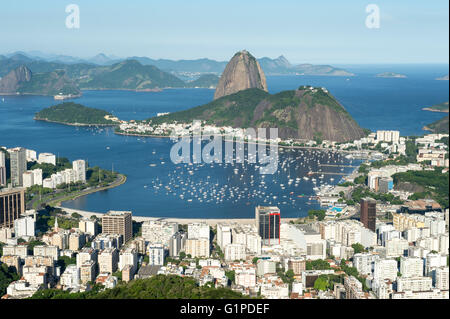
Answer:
xmin=1 ymin=128 xmax=448 ymax=299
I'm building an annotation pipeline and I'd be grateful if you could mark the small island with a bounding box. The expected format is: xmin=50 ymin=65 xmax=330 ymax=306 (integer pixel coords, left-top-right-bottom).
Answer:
xmin=34 ymin=102 xmax=121 ymax=126
xmin=436 ymin=74 xmax=449 ymax=81
xmin=375 ymin=72 xmax=407 ymax=78
xmin=422 ymin=101 xmax=449 ymax=113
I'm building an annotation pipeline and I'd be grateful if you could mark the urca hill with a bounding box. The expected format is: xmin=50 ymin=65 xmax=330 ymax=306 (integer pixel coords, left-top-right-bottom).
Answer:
xmin=151 ymin=85 xmax=367 ymax=143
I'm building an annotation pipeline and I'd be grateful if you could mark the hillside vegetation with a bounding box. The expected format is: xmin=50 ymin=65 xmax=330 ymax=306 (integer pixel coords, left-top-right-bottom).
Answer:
xmin=424 ymin=116 xmax=449 ymax=134
xmin=34 ymin=102 xmax=117 ymax=125
xmin=30 ymin=275 xmax=246 ymax=299
xmin=150 ymin=86 xmax=366 ymax=142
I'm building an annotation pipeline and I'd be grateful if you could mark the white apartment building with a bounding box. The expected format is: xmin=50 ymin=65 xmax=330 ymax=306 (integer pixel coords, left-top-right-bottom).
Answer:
xmin=119 ymin=248 xmax=138 ymax=272
xmin=72 ymin=159 xmax=86 ymax=183
xmin=373 ymin=259 xmax=398 ymax=281
xmin=235 ymin=268 xmax=256 ymax=288
xmin=2 ymin=245 xmax=28 ymax=258
xmin=33 ymin=245 xmax=59 ymax=260
xmin=76 ymin=248 xmax=98 ymax=268
xmin=224 ymin=243 xmax=246 ymax=261
xmin=376 ymin=130 xmax=400 ymax=144
xmin=98 ymin=248 xmax=119 ymax=274
xmin=141 ymin=220 xmax=178 ymax=246
xmin=148 ymin=244 xmax=166 ymax=266
xmin=60 ymin=264 xmax=80 ymax=289
xmin=185 ymin=238 xmax=210 ymax=258
xmin=38 ymin=153 xmax=56 ymax=165
xmin=400 ymin=257 xmax=424 ymax=278
xmin=432 ymin=267 xmax=449 ymax=290
xmin=22 ymin=171 xmax=34 ymax=188
xmin=385 ymin=237 xmax=409 ymax=257
xmin=425 ymin=253 xmax=447 ymax=275
xmin=79 ymin=218 xmax=97 ymax=236
xmin=14 ymin=216 xmax=35 ymax=237
xmin=353 ymin=253 xmax=380 ymax=276
xmin=397 ymin=276 xmax=433 ymax=292
xmin=217 ymin=224 xmax=232 ymax=250
xmin=26 ymin=149 xmax=37 ymax=162
xmin=32 ymin=169 xmax=43 ymax=186
xmin=256 ymin=259 xmax=276 ymax=277
xmin=188 ymin=223 xmax=210 ymax=240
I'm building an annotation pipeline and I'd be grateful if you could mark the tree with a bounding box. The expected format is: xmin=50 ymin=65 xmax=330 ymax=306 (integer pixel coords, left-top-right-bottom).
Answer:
xmin=225 ymin=270 xmax=235 ymax=283
xmin=57 ymin=256 xmax=76 ymax=272
xmin=314 ymin=276 xmax=329 ymax=291
xmin=308 ymin=209 xmax=326 ymax=221
xmin=306 ymin=259 xmax=331 ymax=270
xmin=351 ymin=243 xmax=365 ymax=254
xmin=71 ymin=212 xmax=82 ymax=219
xmin=0 ymin=263 xmax=20 ymax=296
xmin=252 ymin=257 xmax=260 ymax=264
xmin=285 ymin=269 xmax=295 ymax=284
xmin=112 ymin=271 xmax=122 ymax=281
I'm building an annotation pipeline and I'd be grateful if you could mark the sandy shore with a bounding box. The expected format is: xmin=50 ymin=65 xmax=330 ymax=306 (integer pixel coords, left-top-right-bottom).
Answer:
xmin=58 ymin=206 xmax=297 ymax=226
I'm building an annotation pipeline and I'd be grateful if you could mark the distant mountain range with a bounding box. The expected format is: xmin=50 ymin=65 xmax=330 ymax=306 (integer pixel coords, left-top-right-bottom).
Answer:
xmin=1 ymin=51 xmax=355 ymax=77
xmin=0 ymin=51 xmax=354 ymax=95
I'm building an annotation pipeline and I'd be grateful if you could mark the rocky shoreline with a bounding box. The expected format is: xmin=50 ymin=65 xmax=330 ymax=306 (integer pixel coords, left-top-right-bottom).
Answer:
xmin=422 ymin=107 xmax=449 ymax=113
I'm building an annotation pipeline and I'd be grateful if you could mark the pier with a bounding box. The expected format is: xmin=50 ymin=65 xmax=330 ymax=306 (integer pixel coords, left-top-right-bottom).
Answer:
xmin=318 ymin=164 xmax=359 ymax=168
xmin=309 ymin=171 xmax=349 ymax=175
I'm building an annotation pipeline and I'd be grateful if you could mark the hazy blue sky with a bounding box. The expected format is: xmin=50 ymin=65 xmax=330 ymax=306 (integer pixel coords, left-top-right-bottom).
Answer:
xmin=0 ymin=0 xmax=448 ymax=64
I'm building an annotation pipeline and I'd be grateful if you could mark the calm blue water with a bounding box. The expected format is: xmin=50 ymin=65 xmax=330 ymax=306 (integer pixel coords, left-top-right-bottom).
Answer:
xmin=0 ymin=66 xmax=448 ymax=218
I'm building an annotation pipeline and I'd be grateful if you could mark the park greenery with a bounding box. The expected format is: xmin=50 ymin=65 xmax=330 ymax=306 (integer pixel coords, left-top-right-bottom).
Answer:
xmin=313 ymin=274 xmax=343 ymax=291
xmin=393 ymin=169 xmax=449 ymax=208
xmin=30 ymin=275 xmax=247 ymax=299
xmin=305 ymin=259 xmax=331 ymax=270
xmin=307 ymin=209 xmax=326 ymax=221
xmin=26 ymin=166 xmax=120 ymax=210
xmin=351 ymin=243 xmax=366 ymax=254
xmin=34 ymin=206 xmax=79 ymax=235
xmin=0 ymin=263 xmax=20 ymax=296
xmin=340 ymin=259 xmax=369 ymax=292
xmin=351 ymin=186 xmax=404 ymax=205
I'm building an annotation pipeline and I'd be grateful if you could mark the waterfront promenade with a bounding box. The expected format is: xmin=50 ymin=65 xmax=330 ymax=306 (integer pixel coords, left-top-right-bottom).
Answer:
xmin=57 ymin=206 xmax=297 ymax=226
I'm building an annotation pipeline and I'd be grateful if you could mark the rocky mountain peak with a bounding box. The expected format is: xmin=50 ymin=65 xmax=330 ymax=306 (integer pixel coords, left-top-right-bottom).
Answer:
xmin=0 ymin=65 xmax=32 ymax=93
xmin=213 ymin=50 xmax=268 ymax=100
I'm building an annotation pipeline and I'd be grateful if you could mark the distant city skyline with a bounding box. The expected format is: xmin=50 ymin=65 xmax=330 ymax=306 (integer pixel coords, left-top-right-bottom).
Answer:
xmin=0 ymin=0 xmax=449 ymax=64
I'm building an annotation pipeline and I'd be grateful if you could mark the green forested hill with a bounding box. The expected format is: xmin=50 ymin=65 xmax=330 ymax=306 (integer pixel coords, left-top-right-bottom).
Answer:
xmin=18 ymin=69 xmax=81 ymax=96
xmin=34 ymin=102 xmax=117 ymax=125
xmin=78 ymin=60 xmax=186 ymax=90
xmin=150 ymin=86 xmax=366 ymax=142
xmin=185 ymin=74 xmax=220 ymax=88
xmin=30 ymin=275 xmax=246 ymax=299
xmin=424 ymin=116 xmax=449 ymax=134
